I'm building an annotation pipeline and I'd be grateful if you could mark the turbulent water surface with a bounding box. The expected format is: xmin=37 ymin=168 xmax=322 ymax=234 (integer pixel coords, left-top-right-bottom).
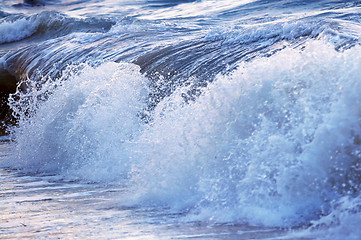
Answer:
xmin=1 ymin=0 xmax=361 ymax=239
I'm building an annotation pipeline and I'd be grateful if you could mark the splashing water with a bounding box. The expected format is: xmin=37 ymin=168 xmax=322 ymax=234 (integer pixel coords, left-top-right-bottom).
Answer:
xmin=2 ymin=0 xmax=361 ymax=238
xmin=4 ymin=41 xmax=361 ymax=230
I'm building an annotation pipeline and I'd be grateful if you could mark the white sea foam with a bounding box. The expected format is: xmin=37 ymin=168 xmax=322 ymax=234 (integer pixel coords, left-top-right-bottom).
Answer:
xmin=6 ymin=40 xmax=361 ymax=228
xmin=7 ymin=62 xmax=149 ymax=182
xmin=288 ymin=195 xmax=361 ymax=240
xmin=0 ymin=11 xmax=64 ymax=44
xmin=0 ymin=17 xmax=38 ymax=44
xmin=129 ymin=40 xmax=361 ymax=226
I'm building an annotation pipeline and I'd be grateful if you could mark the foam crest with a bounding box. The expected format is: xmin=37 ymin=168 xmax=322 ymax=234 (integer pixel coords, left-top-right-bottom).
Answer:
xmin=0 ymin=17 xmax=38 ymax=44
xmin=0 ymin=11 xmax=113 ymax=44
xmin=130 ymin=41 xmax=361 ymax=226
xmin=7 ymin=62 xmax=149 ymax=181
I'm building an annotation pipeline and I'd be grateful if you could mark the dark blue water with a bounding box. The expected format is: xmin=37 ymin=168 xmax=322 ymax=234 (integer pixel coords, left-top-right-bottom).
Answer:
xmin=1 ymin=0 xmax=361 ymax=239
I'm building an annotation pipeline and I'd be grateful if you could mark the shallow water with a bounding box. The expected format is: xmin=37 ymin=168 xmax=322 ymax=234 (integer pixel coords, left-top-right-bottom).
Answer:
xmin=0 ymin=144 xmax=296 ymax=240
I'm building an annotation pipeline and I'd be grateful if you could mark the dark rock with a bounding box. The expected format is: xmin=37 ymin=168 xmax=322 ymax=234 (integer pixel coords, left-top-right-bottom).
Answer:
xmin=0 ymin=70 xmax=17 ymax=135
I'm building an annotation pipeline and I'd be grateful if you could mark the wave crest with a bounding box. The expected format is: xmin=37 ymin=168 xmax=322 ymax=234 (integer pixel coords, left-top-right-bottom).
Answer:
xmin=5 ymin=40 xmax=361 ymax=227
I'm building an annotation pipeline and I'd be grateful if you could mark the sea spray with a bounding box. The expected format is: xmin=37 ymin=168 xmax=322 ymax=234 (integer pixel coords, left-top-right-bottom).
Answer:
xmin=130 ymin=40 xmax=361 ymax=226
xmin=5 ymin=40 xmax=361 ymax=227
xmin=1 ymin=0 xmax=361 ymax=239
xmin=7 ymin=62 xmax=149 ymax=181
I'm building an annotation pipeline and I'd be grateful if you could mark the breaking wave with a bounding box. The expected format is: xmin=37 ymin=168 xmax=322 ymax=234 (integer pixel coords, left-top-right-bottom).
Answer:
xmin=0 ymin=11 xmax=113 ymax=44
xmin=5 ymin=40 xmax=361 ymax=228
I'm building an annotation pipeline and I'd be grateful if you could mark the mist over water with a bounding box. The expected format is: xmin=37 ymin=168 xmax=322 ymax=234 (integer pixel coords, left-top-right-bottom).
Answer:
xmin=1 ymin=0 xmax=361 ymax=239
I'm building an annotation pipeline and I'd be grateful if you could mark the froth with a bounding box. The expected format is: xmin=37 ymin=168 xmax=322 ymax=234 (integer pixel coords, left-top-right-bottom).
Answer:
xmin=130 ymin=41 xmax=361 ymax=226
xmin=0 ymin=17 xmax=38 ymax=44
xmin=6 ymin=40 xmax=361 ymax=227
xmin=7 ymin=62 xmax=149 ymax=181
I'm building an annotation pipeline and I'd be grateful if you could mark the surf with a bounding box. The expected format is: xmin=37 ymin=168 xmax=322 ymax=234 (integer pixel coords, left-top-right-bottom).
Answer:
xmin=1 ymin=0 xmax=361 ymax=239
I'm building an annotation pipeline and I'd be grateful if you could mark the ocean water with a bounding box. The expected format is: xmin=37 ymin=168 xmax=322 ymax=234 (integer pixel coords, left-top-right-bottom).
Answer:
xmin=1 ymin=0 xmax=361 ymax=239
